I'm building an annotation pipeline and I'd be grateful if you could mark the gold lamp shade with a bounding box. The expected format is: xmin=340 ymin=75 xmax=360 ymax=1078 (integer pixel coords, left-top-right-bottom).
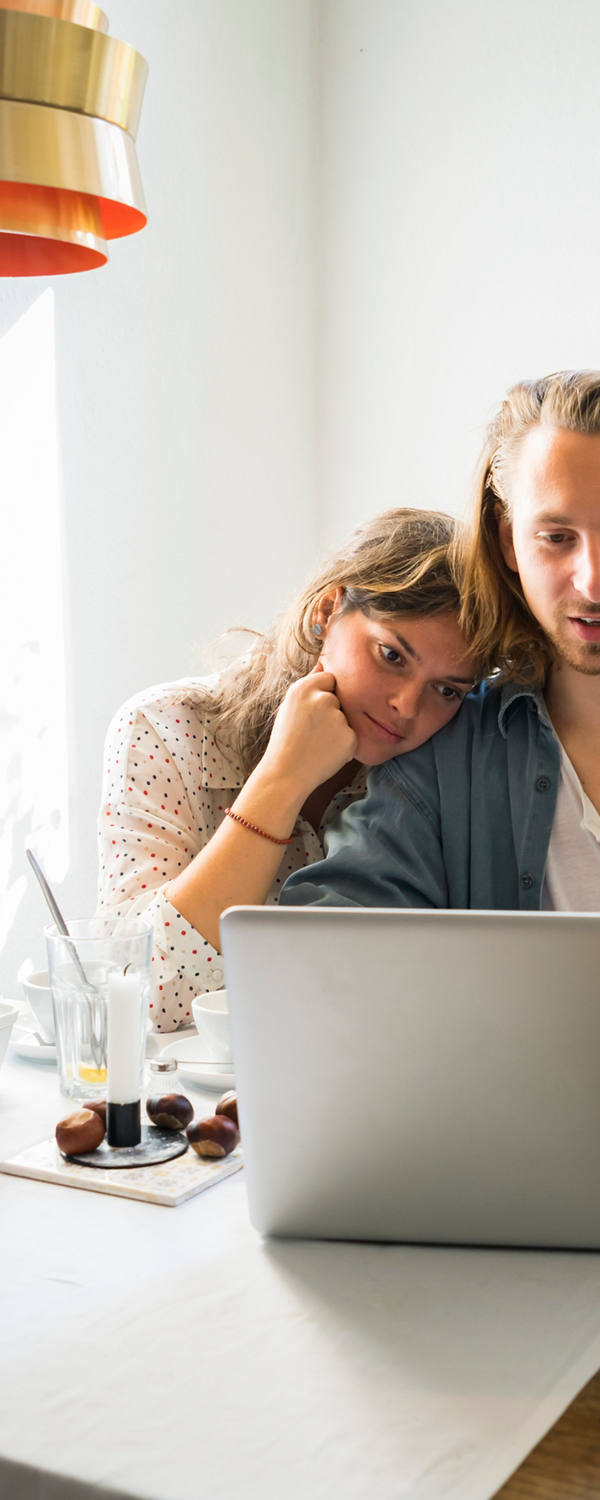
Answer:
xmin=0 ymin=0 xmax=108 ymax=29
xmin=0 ymin=181 xmax=107 ymax=272
xmin=0 ymin=1 xmax=148 ymax=275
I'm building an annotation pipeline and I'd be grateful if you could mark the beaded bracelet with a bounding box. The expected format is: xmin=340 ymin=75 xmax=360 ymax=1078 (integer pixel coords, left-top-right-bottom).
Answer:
xmin=225 ymin=807 xmax=294 ymax=846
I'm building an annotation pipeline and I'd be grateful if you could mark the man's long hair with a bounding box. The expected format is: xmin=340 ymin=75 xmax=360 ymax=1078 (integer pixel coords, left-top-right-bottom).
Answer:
xmin=453 ymin=370 xmax=600 ymax=683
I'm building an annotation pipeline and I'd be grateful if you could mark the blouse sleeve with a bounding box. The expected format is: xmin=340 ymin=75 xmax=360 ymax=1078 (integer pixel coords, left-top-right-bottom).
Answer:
xmin=97 ymin=701 xmax=226 ymax=1032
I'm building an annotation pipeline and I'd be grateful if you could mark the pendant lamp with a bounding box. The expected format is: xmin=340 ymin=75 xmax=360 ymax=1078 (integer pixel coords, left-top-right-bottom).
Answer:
xmin=0 ymin=0 xmax=148 ymax=274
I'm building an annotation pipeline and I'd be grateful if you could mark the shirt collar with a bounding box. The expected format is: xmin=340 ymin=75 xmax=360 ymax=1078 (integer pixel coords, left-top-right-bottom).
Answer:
xmin=497 ymin=677 xmax=551 ymax=738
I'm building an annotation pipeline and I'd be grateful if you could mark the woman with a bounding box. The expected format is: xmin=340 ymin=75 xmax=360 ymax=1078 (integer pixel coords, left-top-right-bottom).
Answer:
xmin=97 ymin=508 xmax=478 ymax=1029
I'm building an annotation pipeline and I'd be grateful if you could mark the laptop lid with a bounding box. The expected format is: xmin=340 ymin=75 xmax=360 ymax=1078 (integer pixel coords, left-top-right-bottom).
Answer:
xmin=220 ymin=907 xmax=600 ymax=1246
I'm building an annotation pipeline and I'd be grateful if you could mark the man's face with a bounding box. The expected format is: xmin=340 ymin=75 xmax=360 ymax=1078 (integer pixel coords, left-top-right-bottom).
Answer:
xmin=497 ymin=425 xmax=600 ymax=673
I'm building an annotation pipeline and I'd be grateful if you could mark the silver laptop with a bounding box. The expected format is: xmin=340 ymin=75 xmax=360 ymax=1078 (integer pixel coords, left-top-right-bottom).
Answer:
xmin=220 ymin=907 xmax=600 ymax=1246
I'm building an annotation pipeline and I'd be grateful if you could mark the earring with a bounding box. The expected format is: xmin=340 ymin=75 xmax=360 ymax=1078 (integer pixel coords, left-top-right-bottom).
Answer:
xmin=312 ymin=622 xmax=323 ymax=638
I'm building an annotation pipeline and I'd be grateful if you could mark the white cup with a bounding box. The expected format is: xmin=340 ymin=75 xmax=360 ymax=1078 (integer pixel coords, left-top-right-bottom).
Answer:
xmin=22 ymin=969 xmax=55 ymax=1043
xmin=191 ymin=989 xmax=232 ymax=1066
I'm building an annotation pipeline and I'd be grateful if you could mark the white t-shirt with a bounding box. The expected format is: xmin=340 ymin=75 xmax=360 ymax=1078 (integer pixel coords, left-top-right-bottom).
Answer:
xmin=542 ymin=741 xmax=600 ymax=911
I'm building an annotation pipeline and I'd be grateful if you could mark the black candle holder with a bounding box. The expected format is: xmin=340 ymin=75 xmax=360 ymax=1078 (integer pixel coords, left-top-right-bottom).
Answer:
xmin=107 ymin=1100 xmax=141 ymax=1148
xmin=63 ymin=1124 xmax=188 ymax=1169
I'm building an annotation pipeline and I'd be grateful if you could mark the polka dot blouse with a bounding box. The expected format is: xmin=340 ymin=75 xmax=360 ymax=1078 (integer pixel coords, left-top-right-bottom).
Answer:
xmin=97 ymin=674 xmax=367 ymax=1032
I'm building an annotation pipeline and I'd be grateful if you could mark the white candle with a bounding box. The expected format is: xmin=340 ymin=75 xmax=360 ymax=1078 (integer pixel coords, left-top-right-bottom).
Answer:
xmin=107 ymin=968 xmax=143 ymax=1105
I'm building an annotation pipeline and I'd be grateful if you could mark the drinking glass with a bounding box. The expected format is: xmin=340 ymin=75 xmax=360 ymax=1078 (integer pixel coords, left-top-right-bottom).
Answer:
xmin=46 ymin=917 xmax=152 ymax=1102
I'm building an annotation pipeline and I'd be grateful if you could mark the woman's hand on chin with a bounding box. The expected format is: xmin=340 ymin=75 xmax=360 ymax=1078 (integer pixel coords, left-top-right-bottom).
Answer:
xmin=262 ymin=665 xmax=357 ymax=804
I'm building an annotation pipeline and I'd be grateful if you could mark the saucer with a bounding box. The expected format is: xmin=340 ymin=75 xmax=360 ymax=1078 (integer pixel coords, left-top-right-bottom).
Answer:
xmin=10 ymin=1021 xmax=56 ymax=1063
xmin=161 ymin=1036 xmax=234 ymax=1091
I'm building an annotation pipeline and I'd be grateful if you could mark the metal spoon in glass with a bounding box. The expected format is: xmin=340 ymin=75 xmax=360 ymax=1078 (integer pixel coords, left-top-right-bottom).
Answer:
xmin=25 ymin=847 xmax=104 ymax=1071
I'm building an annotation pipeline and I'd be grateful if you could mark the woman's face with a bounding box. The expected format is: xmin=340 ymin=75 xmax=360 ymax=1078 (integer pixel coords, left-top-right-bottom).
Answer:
xmin=318 ymin=603 xmax=478 ymax=765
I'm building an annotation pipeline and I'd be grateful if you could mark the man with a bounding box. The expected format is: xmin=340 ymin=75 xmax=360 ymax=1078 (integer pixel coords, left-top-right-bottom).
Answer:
xmin=282 ymin=370 xmax=600 ymax=911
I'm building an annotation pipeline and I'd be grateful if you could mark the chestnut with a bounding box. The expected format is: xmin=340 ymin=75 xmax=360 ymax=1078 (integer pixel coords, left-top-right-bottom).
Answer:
xmin=186 ymin=1114 xmax=239 ymax=1158
xmin=83 ymin=1100 xmax=107 ymax=1126
xmin=146 ymin=1093 xmax=194 ymax=1131
xmin=56 ymin=1108 xmax=105 ymax=1156
xmin=215 ymin=1090 xmax=239 ymax=1128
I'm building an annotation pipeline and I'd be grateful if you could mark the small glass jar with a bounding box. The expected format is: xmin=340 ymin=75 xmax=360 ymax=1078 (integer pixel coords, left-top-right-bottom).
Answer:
xmin=145 ymin=1056 xmax=181 ymax=1102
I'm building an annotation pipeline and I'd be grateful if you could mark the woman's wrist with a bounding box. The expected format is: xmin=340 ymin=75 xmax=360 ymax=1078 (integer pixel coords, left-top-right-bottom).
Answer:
xmin=235 ymin=760 xmax=305 ymax=837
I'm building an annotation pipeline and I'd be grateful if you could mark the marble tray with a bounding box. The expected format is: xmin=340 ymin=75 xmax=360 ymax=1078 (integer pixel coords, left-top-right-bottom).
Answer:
xmin=0 ymin=1135 xmax=243 ymax=1206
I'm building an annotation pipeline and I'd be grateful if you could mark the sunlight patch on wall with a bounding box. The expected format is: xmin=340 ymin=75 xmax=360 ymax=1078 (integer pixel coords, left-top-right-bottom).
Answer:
xmin=0 ymin=289 xmax=68 ymax=955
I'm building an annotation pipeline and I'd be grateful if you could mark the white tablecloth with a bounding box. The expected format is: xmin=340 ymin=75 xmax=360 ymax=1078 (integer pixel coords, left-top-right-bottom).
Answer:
xmin=1 ymin=1049 xmax=600 ymax=1500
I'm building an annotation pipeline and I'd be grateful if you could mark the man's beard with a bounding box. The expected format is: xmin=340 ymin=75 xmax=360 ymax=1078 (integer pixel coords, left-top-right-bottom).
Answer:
xmin=548 ymin=610 xmax=600 ymax=675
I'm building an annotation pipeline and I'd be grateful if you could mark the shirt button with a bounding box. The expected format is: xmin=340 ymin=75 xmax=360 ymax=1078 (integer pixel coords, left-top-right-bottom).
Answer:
xmin=520 ymin=873 xmax=534 ymax=890
xmin=212 ymin=966 xmax=224 ymax=985
xmin=535 ymin=776 xmax=551 ymax=792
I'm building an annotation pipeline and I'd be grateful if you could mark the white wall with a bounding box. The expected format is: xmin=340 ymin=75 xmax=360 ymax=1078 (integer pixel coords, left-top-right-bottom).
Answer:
xmin=1 ymin=0 xmax=318 ymax=984
xmin=318 ymin=0 xmax=600 ymax=543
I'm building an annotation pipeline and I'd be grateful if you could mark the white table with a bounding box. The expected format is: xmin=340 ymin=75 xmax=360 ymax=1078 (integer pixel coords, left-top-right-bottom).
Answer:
xmin=2 ymin=1045 xmax=600 ymax=1500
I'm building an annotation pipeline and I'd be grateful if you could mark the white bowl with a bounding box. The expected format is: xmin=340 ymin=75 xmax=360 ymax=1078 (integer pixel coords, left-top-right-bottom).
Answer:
xmin=191 ymin=989 xmax=232 ymax=1066
xmin=0 ymin=1000 xmax=19 ymax=1073
xmin=21 ymin=969 xmax=55 ymax=1043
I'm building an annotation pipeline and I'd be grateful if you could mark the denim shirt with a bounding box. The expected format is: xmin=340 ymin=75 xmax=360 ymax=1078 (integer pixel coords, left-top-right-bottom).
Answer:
xmin=281 ymin=680 xmax=561 ymax=911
